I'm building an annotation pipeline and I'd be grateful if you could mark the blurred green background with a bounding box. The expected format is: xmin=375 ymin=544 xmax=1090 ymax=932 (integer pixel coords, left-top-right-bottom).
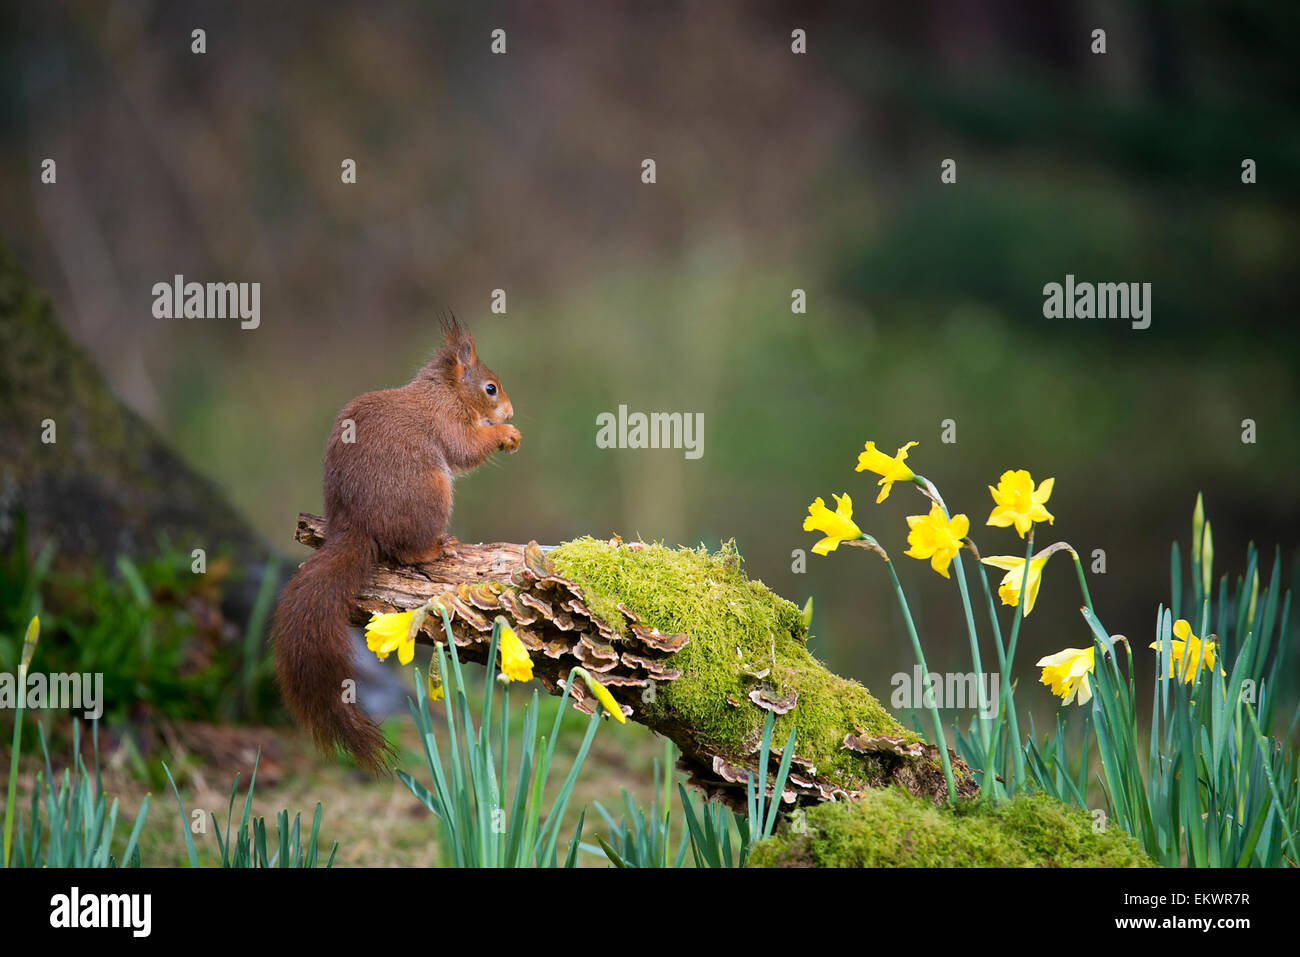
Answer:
xmin=1 ymin=0 xmax=1296 ymax=730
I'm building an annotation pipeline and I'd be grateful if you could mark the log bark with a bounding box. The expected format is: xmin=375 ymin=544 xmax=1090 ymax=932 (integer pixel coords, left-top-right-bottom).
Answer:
xmin=294 ymin=513 xmax=977 ymax=810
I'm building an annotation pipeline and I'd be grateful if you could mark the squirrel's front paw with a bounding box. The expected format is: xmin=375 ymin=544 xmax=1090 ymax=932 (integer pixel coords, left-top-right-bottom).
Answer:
xmin=498 ymin=425 xmax=521 ymax=453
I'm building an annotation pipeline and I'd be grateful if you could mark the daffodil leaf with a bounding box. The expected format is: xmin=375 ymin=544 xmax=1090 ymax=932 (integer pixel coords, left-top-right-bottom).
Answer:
xmin=1080 ymin=606 xmax=1116 ymax=657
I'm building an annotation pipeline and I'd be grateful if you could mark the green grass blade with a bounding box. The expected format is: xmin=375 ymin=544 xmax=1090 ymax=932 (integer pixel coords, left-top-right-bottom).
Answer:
xmin=161 ymin=762 xmax=199 ymax=868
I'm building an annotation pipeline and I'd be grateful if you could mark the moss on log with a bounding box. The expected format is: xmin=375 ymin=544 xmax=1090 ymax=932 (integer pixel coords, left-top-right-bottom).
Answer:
xmin=550 ymin=537 xmax=942 ymax=797
xmin=748 ymin=787 xmax=1156 ymax=867
xmin=295 ymin=514 xmax=978 ymax=808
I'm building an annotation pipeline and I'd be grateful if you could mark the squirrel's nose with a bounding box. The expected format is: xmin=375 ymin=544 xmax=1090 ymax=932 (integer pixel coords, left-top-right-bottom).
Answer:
xmin=502 ymin=400 xmax=514 ymax=421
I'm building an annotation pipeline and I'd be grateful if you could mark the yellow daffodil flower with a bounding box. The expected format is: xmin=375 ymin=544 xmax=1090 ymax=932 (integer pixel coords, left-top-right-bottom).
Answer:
xmin=1149 ymin=619 xmax=1221 ymax=684
xmin=573 ymin=667 xmax=627 ymax=724
xmin=987 ymin=469 xmax=1055 ymax=538
xmin=498 ymin=624 xmax=534 ymax=683
xmin=855 ymin=440 xmax=918 ymax=503
xmin=904 ymin=505 xmax=969 ymax=578
xmin=1037 ymin=646 xmax=1095 ymax=706
xmin=365 ymin=608 xmax=419 ymax=665
xmin=803 ymin=493 xmax=864 ymax=555
xmin=981 ymin=555 xmax=1050 ymax=616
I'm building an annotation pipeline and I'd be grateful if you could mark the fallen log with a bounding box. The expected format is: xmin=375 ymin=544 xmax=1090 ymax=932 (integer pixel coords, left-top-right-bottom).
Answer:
xmin=294 ymin=513 xmax=978 ymax=810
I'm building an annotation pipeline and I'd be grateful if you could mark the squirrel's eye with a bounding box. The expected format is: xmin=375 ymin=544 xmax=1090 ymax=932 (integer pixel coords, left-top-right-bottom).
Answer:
xmin=485 ymin=383 xmax=497 ymax=396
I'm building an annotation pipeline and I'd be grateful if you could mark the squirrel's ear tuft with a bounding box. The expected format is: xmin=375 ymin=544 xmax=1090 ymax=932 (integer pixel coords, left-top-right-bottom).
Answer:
xmin=438 ymin=309 xmax=464 ymax=348
xmin=435 ymin=310 xmax=477 ymax=375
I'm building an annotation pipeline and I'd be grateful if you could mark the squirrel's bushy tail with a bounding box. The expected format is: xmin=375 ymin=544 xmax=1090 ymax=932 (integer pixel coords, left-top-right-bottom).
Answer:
xmin=272 ymin=527 xmax=391 ymax=772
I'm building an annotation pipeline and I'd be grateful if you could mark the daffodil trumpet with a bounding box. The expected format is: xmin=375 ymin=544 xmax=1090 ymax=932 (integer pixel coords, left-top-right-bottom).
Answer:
xmin=571 ymin=667 xmax=627 ymax=723
xmin=803 ymin=493 xmax=866 ymax=556
xmin=365 ymin=599 xmax=442 ymax=666
xmin=1037 ymin=645 xmax=1096 ymax=707
xmin=855 ymin=440 xmax=919 ymax=503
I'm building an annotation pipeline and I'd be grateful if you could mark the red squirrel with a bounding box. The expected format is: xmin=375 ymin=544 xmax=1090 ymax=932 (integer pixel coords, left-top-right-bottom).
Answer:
xmin=272 ymin=315 xmax=520 ymax=771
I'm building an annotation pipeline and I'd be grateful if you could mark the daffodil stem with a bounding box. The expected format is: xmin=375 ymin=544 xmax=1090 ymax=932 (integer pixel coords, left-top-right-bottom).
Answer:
xmin=882 ymin=559 xmax=959 ymax=804
xmin=995 ymin=532 xmax=1039 ymax=797
xmin=2 ymin=676 xmax=23 ymax=868
xmin=498 ymin=683 xmax=510 ymax=867
xmin=911 ymin=471 xmax=991 ymax=794
xmin=949 ymin=551 xmax=996 ymax=792
xmin=974 ymin=558 xmax=1026 ymax=793
xmin=1005 ymin=532 xmax=1035 ymax=672
xmin=1071 ymin=551 xmax=1096 ymax=617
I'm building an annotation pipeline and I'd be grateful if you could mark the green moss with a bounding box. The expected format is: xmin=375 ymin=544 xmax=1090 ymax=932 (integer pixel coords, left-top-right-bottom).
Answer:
xmin=747 ymin=787 xmax=1156 ymax=867
xmin=549 ymin=537 xmax=916 ymax=790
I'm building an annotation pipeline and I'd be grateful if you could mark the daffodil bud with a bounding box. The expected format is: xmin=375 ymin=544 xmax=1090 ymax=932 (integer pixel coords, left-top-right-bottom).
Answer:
xmin=572 ymin=667 xmax=627 ymax=724
xmin=19 ymin=615 xmax=40 ymax=675
xmin=495 ymin=616 xmax=534 ymax=683
xmin=1191 ymin=493 xmax=1205 ymax=567
xmin=1247 ymin=569 xmax=1259 ymax=628
xmin=1200 ymin=520 xmax=1214 ymax=597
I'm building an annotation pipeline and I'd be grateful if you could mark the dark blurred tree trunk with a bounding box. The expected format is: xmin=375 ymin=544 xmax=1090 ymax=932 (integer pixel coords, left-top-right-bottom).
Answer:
xmin=0 ymin=242 xmax=277 ymax=615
